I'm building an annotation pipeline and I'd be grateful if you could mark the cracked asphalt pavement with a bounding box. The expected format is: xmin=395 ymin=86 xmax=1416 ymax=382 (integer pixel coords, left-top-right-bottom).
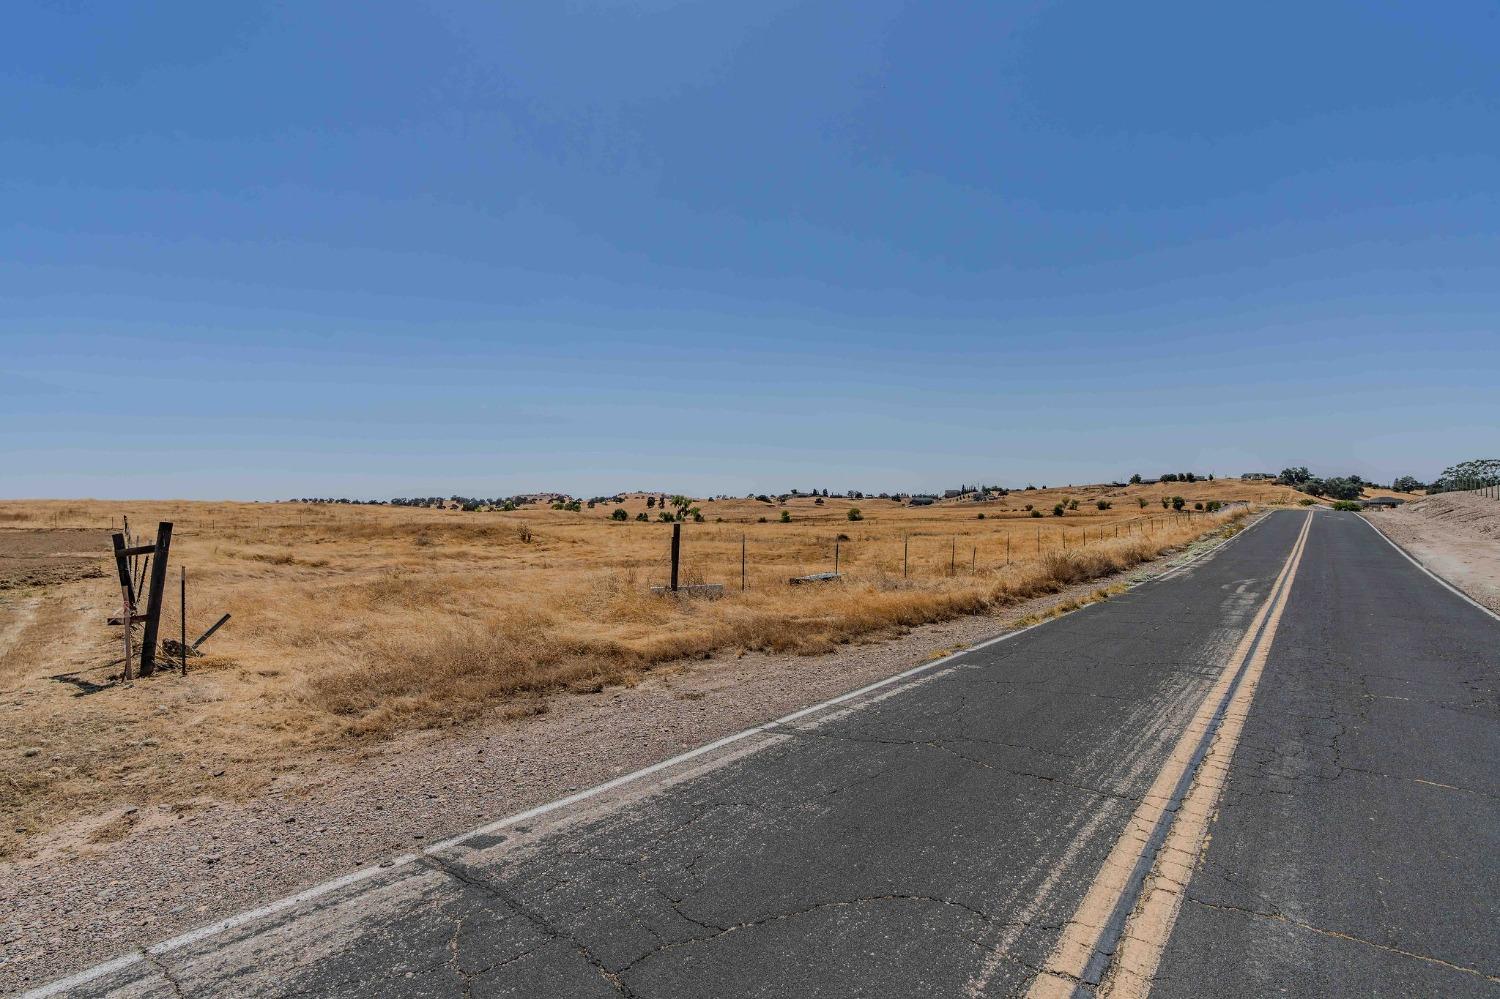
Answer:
xmin=36 ymin=511 xmax=1500 ymax=998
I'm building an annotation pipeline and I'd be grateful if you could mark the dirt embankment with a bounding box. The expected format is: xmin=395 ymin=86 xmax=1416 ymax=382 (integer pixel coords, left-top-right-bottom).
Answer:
xmin=1368 ymin=493 xmax=1500 ymax=614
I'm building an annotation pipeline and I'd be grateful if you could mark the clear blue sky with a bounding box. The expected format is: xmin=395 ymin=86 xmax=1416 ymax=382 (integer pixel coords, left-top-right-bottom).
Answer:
xmin=4 ymin=1 xmax=1497 ymax=499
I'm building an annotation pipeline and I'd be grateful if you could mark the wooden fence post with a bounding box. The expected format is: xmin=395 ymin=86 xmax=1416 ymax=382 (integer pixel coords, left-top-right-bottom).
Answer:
xmin=139 ymin=522 xmax=173 ymax=676
xmin=670 ymin=522 xmax=681 ymax=592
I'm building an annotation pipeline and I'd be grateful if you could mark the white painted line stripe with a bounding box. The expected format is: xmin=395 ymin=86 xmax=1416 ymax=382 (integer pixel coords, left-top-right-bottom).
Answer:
xmin=1359 ymin=515 xmax=1500 ymax=624
xmin=15 ymin=955 xmax=144 ymax=999
xmin=20 ymin=513 xmax=1260 ymax=999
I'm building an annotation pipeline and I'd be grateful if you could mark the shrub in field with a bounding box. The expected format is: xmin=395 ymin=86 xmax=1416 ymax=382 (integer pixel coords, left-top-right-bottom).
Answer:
xmin=610 ymin=508 xmax=628 ymax=521
xmin=1024 ymin=504 xmax=1034 ymax=511
xmin=1160 ymin=497 xmax=1170 ymax=509
xmin=976 ymin=513 xmax=985 ymax=520
xmin=635 ymin=512 xmax=649 ymax=521
xmin=1297 ymin=498 xmax=1316 ymax=507
xmin=1138 ymin=498 xmax=1148 ymax=508
xmin=1172 ymin=496 xmax=1186 ymax=511
xmin=847 ymin=508 xmax=863 ymax=521
xmin=1331 ymin=500 xmax=1362 ymax=511
xmin=1052 ymin=504 xmax=1065 ymax=516
xmin=502 ymin=500 xmax=517 ymax=512
xmin=757 ymin=516 xmax=768 ymax=523
xmin=646 ymin=496 xmax=656 ymax=508
xmin=836 ymin=533 xmax=851 ymax=541
xmin=1194 ymin=502 xmax=1204 ymax=510
xmin=780 ymin=510 xmax=792 ymax=523
xmin=1068 ymin=499 xmax=1079 ymax=510
xmin=516 ymin=524 xmax=533 ymax=543
xmin=658 ymin=511 xmax=675 ymax=522
xmin=1096 ymin=500 xmax=1111 ymax=510
xmin=1030 ymin=510 xmax=1043 ymax=518
xmin=1206 ymin=500 xmax=1222 ymax=512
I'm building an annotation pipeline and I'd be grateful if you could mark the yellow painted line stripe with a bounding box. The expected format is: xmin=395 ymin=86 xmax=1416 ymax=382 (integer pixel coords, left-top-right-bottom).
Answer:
xmin=1027 ymin=512 xmax=1313 ymax=998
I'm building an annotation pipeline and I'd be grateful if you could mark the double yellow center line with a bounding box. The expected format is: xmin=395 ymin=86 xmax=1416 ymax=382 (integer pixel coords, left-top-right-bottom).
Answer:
xmin=1028 ymin=512 xmax=1314 ymax=999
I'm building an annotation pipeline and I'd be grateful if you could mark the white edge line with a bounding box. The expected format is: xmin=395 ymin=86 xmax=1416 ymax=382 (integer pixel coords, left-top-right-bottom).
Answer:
xmin=1358 ymin=514 xmax=1500 ymax=624
xmin=18 ymin=511 xmax=1264 ymax=999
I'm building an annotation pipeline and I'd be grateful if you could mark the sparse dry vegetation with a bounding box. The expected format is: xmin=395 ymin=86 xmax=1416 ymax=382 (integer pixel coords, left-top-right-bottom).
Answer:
xmin=0 ymin=479 xmax=1291 ymax=856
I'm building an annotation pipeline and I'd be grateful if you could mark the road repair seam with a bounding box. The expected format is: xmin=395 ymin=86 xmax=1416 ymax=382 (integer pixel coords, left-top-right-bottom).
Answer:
xmin=1359 ymin=513 xmax=1500 ymax=624
xmin=20 ymin=515 xmax=1262 ymax=999
xmin=1026 ymin=511 xmax=1312 ymax=999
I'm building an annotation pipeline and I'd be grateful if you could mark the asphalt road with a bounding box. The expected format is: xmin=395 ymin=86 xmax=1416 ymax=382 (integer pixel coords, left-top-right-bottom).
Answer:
xmin=30 ymin=510 xmax=1500 ymax=998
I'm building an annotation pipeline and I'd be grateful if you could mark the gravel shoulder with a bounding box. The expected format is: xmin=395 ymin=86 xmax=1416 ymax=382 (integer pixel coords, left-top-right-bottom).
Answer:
xmin=0 ymin=520 xmax=1252 ymax=995
xmin=1366 ymin=494 xmax=1500 ymax=615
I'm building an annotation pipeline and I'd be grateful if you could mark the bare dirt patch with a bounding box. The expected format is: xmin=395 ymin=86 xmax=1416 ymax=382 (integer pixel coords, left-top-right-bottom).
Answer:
xmin=1368 ymin=493 xmax=1500 ymax=614
xmin=0 ymin=528 xmax=110 ymax=591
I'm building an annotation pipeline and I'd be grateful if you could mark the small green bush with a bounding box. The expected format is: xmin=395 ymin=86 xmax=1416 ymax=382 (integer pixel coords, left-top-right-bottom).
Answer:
xmin=1024 ymin=503 xmax=1034 ymax=511
xmin=610 ymin=508 xmax=628 ymax=521
xmin=635 ymin=512 xmax=649 ymax=521
xmin=1331 ymin=500 xmax=1362 ymax=512
xmin=1194 ymin=501 xmax=1204 ymax=510
xmin=1096 ymin=500 xmax=1111 ymax=511
xmin=757 ymin=516 xmax=768 ymax=523
xmin=780 ymin=510 xmax=791 ymax=523
xmin=1171 ymin=496 xmax=1186 ymax=511
xmin=1030 ymin=510 xmax=1043 ymax=518
xmin=1297 ymin=498 xmax=1316 ymax=507
xmin=1052 ymin=504 xmax=1065 ymax=517
xmin=847 ymin=508 xmax=863 ymax=521
xmin=976 ymin=512 xmax=985 ymax=520
xmin=1138 ymin=498 xmax=1148 ymax=508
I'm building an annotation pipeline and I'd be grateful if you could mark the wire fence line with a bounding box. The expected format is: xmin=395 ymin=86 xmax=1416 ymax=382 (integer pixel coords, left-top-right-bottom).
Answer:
xmin=647 ymin=509 xmax=1238 ymax=591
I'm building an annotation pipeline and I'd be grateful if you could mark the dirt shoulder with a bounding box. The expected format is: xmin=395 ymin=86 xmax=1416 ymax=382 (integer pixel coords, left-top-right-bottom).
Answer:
xmin=1365 ymin=493 xmax=1500 ymax=615
xmin=0 ymin=519 xmax=1252 ymax=994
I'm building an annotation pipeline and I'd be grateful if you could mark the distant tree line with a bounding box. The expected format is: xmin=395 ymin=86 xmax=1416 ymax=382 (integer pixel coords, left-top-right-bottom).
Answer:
xmin=1427 ymin=458 xmax=1500 ymax=493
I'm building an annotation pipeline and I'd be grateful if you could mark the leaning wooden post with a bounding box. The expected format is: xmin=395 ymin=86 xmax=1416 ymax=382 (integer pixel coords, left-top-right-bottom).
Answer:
xmin=111 ymin=533 xmax=136 ymax=682
xmin=670 ymin=522 xmax=681 ymax=593
xmin=741 ymin=534 xmax=746 ymax=591
xmin=139 ymin=522 xmax=173 ymax=677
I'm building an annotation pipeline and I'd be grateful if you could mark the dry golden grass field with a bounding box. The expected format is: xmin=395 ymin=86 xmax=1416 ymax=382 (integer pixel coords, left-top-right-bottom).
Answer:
xmin=0 ymin=478 xmax=1311 ymax=859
